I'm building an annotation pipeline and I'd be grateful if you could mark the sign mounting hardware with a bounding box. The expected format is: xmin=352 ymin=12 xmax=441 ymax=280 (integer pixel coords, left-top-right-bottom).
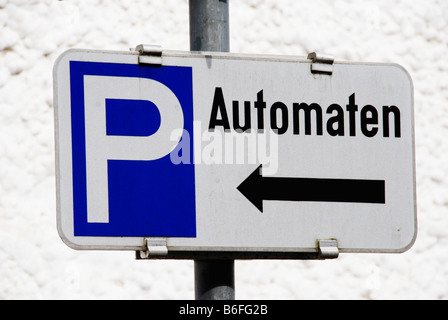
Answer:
xmin=140 ymin=238 xmax=168 ymax=258
xmin=318 ymin=240 xmax=339 ymax=259
xmin=308 ymin=52 xmax=335 ymax=75
xmin=135 ymin=44 xmax=163 ymax=66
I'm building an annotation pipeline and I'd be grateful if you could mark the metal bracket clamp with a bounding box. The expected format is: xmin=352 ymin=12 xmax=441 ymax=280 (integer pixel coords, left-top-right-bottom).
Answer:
xmin=139 ymin=238 xmax=168 ymax=258
xmin=307 ymin=52 xmax=335 ymax=75
xmin=317 ymin=240 xmax=339 ymax=259
xmin=135 ymin=44 xmax=163 ymax=65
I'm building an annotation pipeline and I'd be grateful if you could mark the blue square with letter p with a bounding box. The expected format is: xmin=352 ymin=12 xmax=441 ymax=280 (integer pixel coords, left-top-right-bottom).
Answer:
xmin=70 ymin=61 xmax=196 ymax=238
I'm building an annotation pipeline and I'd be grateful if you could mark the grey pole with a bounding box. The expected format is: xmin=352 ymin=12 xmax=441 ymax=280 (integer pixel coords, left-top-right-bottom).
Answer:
xmin=194 ymin=260 xmax=235 ymax=300
xmin=189 ymin=0 xmax=235 ymax=300
xmin=189 ymin=0 xmax=230 ymax=53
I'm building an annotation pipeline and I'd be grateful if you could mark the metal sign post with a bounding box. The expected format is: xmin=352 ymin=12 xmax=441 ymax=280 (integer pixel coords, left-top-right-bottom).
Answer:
xmin=189 ymin=0 xmax=235 ymax=301
xmin=190 ymin=0 xmax=230 ymax=53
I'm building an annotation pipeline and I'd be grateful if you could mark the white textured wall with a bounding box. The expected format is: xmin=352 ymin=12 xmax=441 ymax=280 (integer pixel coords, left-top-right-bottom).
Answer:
xmin=1 ymin=0 xmax=447 ymax=299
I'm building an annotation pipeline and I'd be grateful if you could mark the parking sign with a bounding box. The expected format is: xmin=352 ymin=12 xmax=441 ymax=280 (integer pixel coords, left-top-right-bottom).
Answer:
xmin=54 ymin=49 xmax=416 ymax=254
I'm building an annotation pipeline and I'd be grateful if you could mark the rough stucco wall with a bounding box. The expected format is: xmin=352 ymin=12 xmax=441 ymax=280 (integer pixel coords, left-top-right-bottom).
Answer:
xmin=0 ymin=0 xmax=447 ymax=299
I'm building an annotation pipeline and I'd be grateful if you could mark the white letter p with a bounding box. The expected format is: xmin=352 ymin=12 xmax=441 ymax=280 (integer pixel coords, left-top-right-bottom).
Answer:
xmin=84 ymin=76 xmax=184 ymax=223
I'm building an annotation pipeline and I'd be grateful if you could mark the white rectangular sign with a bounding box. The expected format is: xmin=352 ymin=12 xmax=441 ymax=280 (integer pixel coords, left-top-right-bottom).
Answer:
xmin=54 ymin=49 xmax=416 ymax=255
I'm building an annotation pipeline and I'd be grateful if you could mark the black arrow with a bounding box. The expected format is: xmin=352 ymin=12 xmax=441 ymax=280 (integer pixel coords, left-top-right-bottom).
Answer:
xmin=237 ymin=165 xmax=385 ymax=213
